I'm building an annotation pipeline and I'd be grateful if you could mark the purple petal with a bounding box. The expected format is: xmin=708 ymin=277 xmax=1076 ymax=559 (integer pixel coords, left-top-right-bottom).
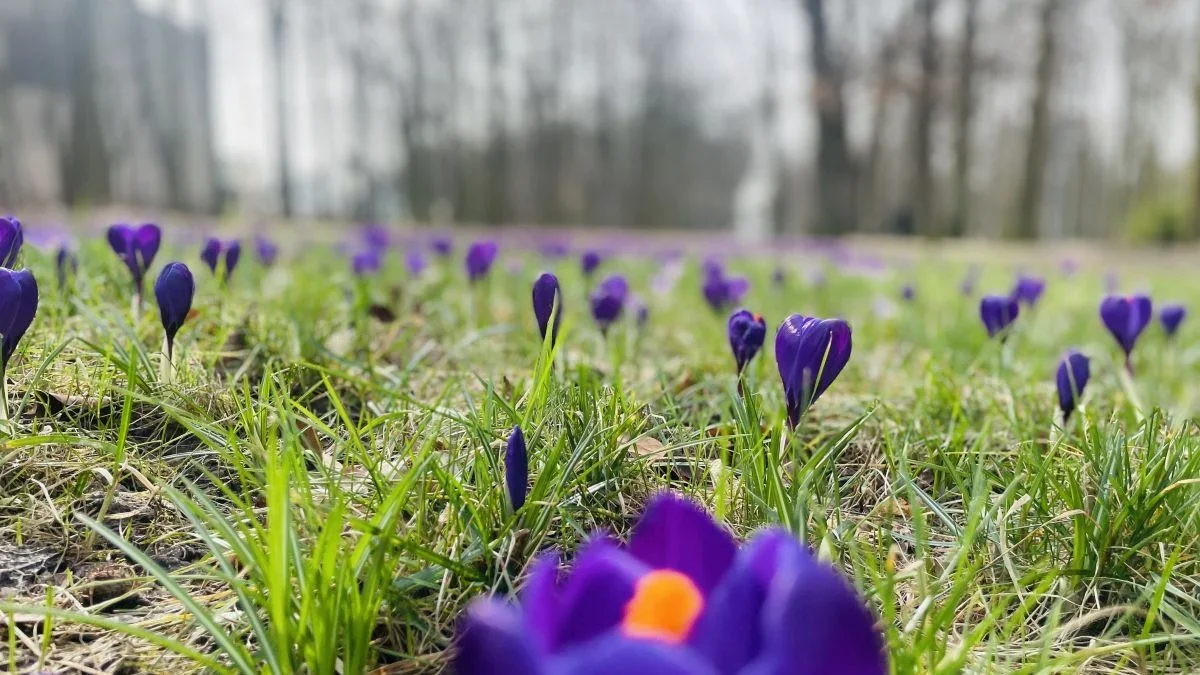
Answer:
xmin=628 ymin=494 xmax=737 ymax=594
xmin=521 ymin=553 xmax=562 ymax=654
xmin=551 ymin=537 xmax=646 ymax=652
xmin=750 ymin=547 xmax=886 ymax=675
xmin=555 ymin=636 xmax=718 ymax=675
xmin=688 ymin=529 xmax=799 ymax=674
xmin=455 ymin=600 xmax=545 ymax=675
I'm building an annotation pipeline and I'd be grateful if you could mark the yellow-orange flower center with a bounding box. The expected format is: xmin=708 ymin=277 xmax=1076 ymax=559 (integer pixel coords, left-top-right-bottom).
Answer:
xmin=621 ymin=569 xmax=704 ymax=644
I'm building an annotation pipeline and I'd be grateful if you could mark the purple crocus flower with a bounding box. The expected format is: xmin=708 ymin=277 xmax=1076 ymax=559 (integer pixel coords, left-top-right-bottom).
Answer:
xmin=1010 ymin=274 xmax=1046 ymax=307
xmin=775 ymin=314 xmax=853 ymax=427
xmin=351 ymin=249 xmax=382 ymax=276
xmin=900 ymin=284 xmax=915 ymax=302
xmin=362 ymin=223 xmax=390 ymax=249
xmin=505 ymin=425 xmax=528 ymax=511
xmin=154 ymin=262 xmax=195 ymax=361
xmin=1160 ymin=304 xmax=1186 ymax=338
xmin=702 ymin=267 xmax=749 ymax=313
xmin=728 ymin=309 xmax=766 ymax=375
xmin=56 ymin=246 xmax=77 ymax=290
xmin=540 ymin=241 xmax=569 ymax=259
xmin=0 ymin=216 xmax=23 ymax=268
xmin=633 ymin=297 xmax=649 ymax=328
xmin=1060 ymin=258 xmax=1079 ymax=277
xmin=465 ymin=241 xmax=499 ymax=283
xmin=979 ymin=295 xmax=1019 ymax=339
xmin=431 ymin=235 xmax=454 ymax=257
xmin=581 ymin=250 xmax=603 ymax=277
xmin=406 ymin=249 xmax=428 ymax=278
xmin=532 ymin=273 xmax=562 ymax=345
xmin=1056 ymin=349 xmax=1090 ymax=422
xmin=200 ymin=238 xmax=241 ymax=282
xmin=590 ymin=275 xmax=629 ymax=334
xmin=0 ymin=268 xmax=38 ymax=375
xmin=255 ymin=235 xmax=279 ymax=267
xmin=1100 ymin=294 xmax=1152 ymax=372
xmin=107 ymin=223 xmax=162 ymax=300
xmin=454 ymin=493 xmax=886 ymax=675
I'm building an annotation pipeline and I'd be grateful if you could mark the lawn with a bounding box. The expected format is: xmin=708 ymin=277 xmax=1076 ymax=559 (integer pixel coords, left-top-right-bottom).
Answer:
xmin=1 ymin=225 xmax=1199 ymax=674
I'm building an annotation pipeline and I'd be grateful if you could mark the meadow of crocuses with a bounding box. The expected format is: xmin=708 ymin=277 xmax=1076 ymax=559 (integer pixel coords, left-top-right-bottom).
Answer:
xmin=1 ymin=214 xmax=1199 ymax=673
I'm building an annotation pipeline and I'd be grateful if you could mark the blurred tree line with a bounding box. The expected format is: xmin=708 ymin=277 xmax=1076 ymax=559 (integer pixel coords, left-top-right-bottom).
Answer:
xmin=0 ymin=0 xmax=1197 ymax=242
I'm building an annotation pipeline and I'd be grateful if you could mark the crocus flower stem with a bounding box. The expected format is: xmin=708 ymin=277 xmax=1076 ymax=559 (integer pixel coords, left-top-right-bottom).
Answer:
xmin=0 ymin=370 xmax=8 ymax=424
xmin=161 ymin=335 xmax=176 ymax=384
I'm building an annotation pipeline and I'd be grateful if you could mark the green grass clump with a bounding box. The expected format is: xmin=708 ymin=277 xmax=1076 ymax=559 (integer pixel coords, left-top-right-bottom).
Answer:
xmin=1 ymin=238 xmax=1199 ymax=673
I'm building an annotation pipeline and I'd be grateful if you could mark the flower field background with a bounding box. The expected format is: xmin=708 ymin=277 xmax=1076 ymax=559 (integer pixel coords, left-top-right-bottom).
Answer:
xmin=1 ymin=221 xmax=1200 ymax=673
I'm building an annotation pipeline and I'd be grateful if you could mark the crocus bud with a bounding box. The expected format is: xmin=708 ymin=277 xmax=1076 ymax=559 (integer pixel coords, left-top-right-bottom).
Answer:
xmin=728 ymin=309 xmax=766 ymax=375
xmin=154 ymin=262 xmax=195 ymax=361
xmin=505 ymin=425 xmax=528 ymax=511
xmin=775 ymin=314 xmax=852 ymax=427
xmin=532 ymin=273 xmax=561 ymax=345
xmin=465 ymin=241 xmax=499 ymax=283
xmin=1160 ymin=304 xmax=1186 ymax=338
xmin=0 ymin=268 xmax=38 ymax=373
xmin=0 ymin=216 xmax=23 ymax=268
xmin=590 ymin=275 xmax=629 ymax=334
xmin=979 ymin=295 xmax=1019 ymax=339
xmin=1100 ymin=294 xmax=1152 ymax=373
xmin=1055 ymin=349 xmax=1090 ymax=422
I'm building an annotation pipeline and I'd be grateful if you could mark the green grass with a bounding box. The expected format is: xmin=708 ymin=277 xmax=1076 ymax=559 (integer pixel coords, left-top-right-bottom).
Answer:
xmin=1 ymin=238 xmax=1199 ymax=673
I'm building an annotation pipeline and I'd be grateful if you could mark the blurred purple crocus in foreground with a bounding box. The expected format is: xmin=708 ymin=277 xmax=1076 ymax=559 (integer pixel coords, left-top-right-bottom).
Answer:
xmin=107 ymin=223 xmax=162 ymax=302
xmin=154 ymin=262 xmax=195 ymax=362
xmin=900 ymin=283 xmax=915 ymax=302
xmin=454 ymin=493 xmax=886 ymax=675
xmin=200 ymin=238 xmax=242 ymax=282
xmin=504 ymin=425 xmax=528 ymax=511
xmin=775 ymin=314 xmax=853 ymax=427
xmin=532 ymin=273 xmax=562 ymax=345
xmin=1160 ymin=304 xmax=1186 ymax=338
xmin=465 ymin=241 xmax=499 ymax=283
xmin=0 ymin=268 xmax=39 ymax=379
xmin=1100 ymin=294 xmax=1152 ymax=373
xmin=255 ymin=235 xmax=279 ymax=267
xmin=590 ymin=275 xmax=628 ymax=334
xmin=1056 ymin=349 xmax=1090 ymax=422
xmin=1010 ymin=274 xmax=1046 ymax=307
xmin=728 ymin=309 xmax=766 ymax=376
xmin=979 ymin=295 xmax=1019 ymax=339
xmin=0 ymin=216 xmax=23 ymax=268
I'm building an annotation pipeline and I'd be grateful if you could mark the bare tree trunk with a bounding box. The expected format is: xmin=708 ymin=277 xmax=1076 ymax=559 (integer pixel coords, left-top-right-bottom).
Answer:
xmin=949 ymin=0 xmax=978 ymax=237
xmin=350 ymin=0 xmax=375 ymax=221
xmin=484 ymin=0 xmax=508 ymax=225
xmin=1013 ymin=0 xmax=1059 ymax=240
xmin=913 ymin=0 xmax=938 ymax=237
xmin=802 ymin=0 xmax=857 ymax=235
xmin=61 ymin=0 xmax=111 ymax=207
xmin=1191 ymin=21 xmax=1200 ymax=238
xmin=861 ymin=37 xmax=899 ymax=234
xmin=269 ymin=0 xmax=293 ymax=217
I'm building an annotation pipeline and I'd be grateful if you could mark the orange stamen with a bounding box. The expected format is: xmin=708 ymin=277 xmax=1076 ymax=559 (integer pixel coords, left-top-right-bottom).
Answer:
xmin=621 ymin=570 xmax=704 ymax=644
